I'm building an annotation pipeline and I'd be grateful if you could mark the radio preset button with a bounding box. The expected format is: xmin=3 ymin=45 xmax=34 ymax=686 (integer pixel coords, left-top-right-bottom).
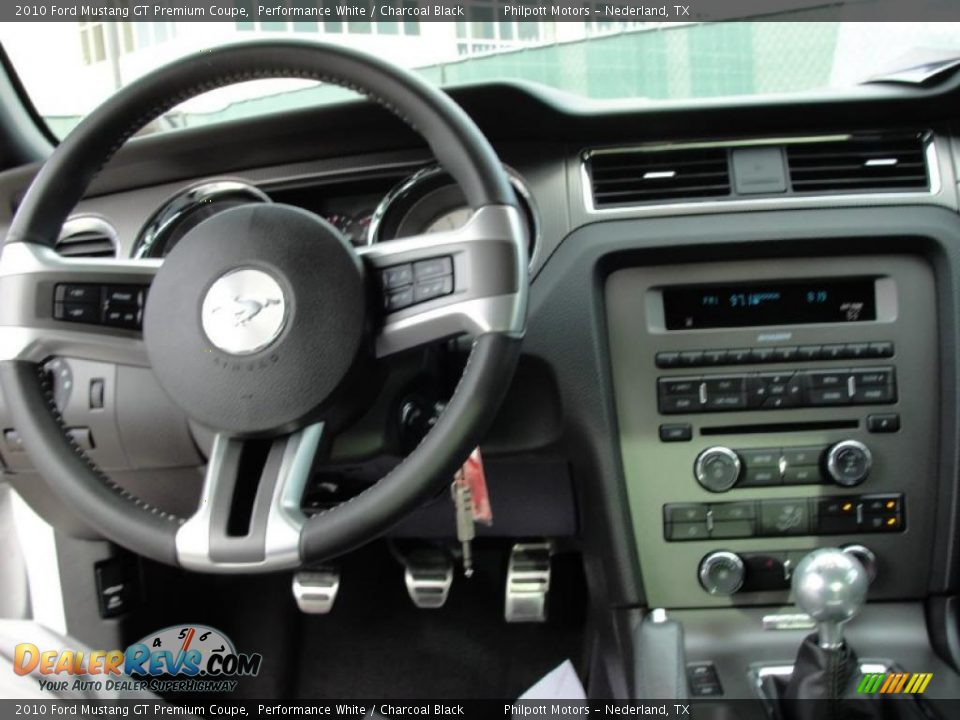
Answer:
xmin=679 ymin=351 xmax=705 ymax=367
xmin=797 ymin=345 xmax=823 ymax=361
xmin=655 ymin=352 xmax=681 ymax=368
xmin=726 ymin=349 xmax=752 ymax=364
xmin=821 ymin=344 xmax=846 ymax=360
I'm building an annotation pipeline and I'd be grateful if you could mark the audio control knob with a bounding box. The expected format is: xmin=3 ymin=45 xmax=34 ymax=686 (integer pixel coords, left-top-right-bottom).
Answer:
xmin=825 ymin=440 xmax=872 ymax=487
xmin=699 ymin=551 xmax=745 ymax=595
xmin=695 ymin=446 xmax=742 ymax=492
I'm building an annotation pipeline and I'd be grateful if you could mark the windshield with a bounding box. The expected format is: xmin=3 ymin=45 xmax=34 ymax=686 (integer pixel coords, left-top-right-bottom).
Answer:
xmin=2 ymin=20 xmax=960 ymax=139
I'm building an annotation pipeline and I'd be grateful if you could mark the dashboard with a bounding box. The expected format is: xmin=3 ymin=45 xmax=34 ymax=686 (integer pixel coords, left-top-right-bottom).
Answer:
xmin=2 ymin=80 xmax=960 ymax=644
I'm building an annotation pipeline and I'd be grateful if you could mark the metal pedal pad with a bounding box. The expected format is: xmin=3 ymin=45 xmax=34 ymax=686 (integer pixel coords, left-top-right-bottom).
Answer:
xmin=505 ymin=541 xmax=552 ymax=623
xmin=403 ymin=548 xmax=454 ymax=609
xmin=292 ymin=568 xmax=340 ymax=614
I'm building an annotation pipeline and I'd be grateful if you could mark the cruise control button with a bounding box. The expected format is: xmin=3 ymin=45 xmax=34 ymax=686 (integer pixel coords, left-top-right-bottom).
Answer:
xmin=56 ymin=302 xmax=100 ymax=323
xmin=413 ymin=256 xmax=453 ymax=280
xmin=105 ymin=286 xmax=141 ymax=305
xmin=385 ymin=286 xmax=414 ymax=311
xmin=103 ymin=306 xmax=140 ymax=329
xmin=56 ymin=284 xmax=101 ymax=303
xmin=381 ymin=264 xmax=414 ymax=289
xmin=413 ymin=275 xmax=453 ymax=303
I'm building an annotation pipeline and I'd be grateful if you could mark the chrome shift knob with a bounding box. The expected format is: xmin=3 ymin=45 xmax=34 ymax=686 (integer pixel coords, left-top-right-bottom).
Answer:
xmin=792 ymin=548 xmax=868 ymax=650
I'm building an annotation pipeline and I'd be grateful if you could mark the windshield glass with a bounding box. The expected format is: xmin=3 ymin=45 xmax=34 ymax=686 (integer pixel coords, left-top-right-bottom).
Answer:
xmin=2 ymin=20 xmax=960 ymax=139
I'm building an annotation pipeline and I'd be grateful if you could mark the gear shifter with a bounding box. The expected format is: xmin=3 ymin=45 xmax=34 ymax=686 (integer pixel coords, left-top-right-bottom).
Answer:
xmin=792 ymin=547 xmax=869 ymax=650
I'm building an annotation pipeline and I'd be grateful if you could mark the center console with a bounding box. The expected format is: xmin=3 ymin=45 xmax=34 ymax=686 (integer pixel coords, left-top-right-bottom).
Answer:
xmin=605 ymin=254 xmax=938 ymax=608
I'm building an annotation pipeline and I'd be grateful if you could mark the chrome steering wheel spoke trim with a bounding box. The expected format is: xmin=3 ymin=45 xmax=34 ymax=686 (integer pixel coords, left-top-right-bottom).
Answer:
xmin=359 ymin=204 xmax=528 ymax=356
xmin=176 ymin=422 xmax=324 ymax=573
xmin=0 ymin=241 xmax=158 ymax=366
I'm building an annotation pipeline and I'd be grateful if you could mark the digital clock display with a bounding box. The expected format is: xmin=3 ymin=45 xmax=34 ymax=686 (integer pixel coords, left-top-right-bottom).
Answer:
xmin=662 ymin=278 xmax=877 ymax=330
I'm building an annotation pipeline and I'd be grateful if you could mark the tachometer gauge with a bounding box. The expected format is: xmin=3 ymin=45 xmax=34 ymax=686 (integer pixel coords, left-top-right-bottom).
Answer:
xmin=423 ymin=207 xmax=473 ymax=234
xmin=368 ymin=165 xmax=539 ymax=267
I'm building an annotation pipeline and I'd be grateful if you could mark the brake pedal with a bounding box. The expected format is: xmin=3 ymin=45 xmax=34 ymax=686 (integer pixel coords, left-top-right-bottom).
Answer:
xmin=403 ymin=547 xmax=454 ymax=609
xmin=505 ymin=541 xmax=552 ymax=623
xmin=292 ymin=568 xmax=340 ymax=614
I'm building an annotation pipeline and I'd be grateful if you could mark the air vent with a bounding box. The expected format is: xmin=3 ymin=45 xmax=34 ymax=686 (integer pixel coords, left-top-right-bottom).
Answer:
xmin=56 ymin=216 xmax=117 ymax=258
xmin=787 ymin=132 xmax=929 ymax=194
xmin=588 ymin=147 xmax=731 ymax=208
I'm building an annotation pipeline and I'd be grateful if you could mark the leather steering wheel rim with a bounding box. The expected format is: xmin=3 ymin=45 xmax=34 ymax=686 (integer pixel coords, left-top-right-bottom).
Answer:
xmin=0 ymin=41 xmax=527 ymax=571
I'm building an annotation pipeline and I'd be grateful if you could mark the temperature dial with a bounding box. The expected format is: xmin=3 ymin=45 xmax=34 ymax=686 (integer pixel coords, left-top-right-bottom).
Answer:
xmin=695 ymin=446 xmax=742 ymax=492
xmin=825 ymin=440 xmax=872 ymax=487
xmin=698 ymin=551 xmax=745 ymax=595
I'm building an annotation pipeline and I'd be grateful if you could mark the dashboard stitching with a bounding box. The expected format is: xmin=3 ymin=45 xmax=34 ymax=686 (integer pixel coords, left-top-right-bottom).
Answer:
xmin=35 ymin=365 xmax=184 ymax=524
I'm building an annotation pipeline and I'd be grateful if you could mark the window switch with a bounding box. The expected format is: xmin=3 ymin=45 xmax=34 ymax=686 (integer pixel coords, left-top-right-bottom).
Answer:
xmin=89 ymin=379 xmax=105 ymax=409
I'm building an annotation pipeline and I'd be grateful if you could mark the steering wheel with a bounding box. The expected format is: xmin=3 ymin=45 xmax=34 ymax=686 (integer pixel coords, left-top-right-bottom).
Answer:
xmin=0 ymin=42 xmax=527 ymax=573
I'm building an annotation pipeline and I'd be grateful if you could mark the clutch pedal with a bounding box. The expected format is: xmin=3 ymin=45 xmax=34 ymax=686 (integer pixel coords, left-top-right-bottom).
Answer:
xmin=505 ymin=541 xmax=552 ymax=623
xmin=292 ymin=568 xmax=340 ymax=614
xmin=403 ymin=547 xmax=454 ymax=609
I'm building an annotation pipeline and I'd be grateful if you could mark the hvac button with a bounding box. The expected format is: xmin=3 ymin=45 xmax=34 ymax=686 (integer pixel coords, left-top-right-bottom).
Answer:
xmin=867 ymin=413 xmax=900 ymax=433
xmin=710 ymin=502 xmax=756 ymax=521
xmin=668 ymin=522 xmax=709 ymax=541
xmin=664 ymin=504 xmax=708 ymax=523
xmin=759 ymin=500 xmax=810 ymax=536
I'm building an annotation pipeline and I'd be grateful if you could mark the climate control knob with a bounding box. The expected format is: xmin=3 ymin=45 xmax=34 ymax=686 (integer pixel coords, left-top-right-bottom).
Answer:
xmin=695 ymin=446 xmax=742 ymax=492
xmin=825 ymin=440 xmax=872 ymax=487
xmin=698 ymin=551 xmax=745 ymax=595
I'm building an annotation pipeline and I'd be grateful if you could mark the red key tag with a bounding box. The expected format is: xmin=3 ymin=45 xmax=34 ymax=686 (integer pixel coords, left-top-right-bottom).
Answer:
xmin=458 ymin=447 xmax=492 ymax=526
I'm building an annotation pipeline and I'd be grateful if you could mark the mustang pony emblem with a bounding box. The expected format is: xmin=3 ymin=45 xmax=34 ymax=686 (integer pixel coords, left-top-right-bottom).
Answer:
xmin=212 ymin=296 xmax=282 ymax=327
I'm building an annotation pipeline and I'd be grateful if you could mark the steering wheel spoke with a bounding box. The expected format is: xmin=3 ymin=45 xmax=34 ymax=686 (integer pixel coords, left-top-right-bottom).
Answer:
xmin=359 ymin=204 xmax=527 ymax=356
xmin=0 ymin=241 xmax=157 ymax=366
xmin=176 ymin=423 xmax=324 ymax=573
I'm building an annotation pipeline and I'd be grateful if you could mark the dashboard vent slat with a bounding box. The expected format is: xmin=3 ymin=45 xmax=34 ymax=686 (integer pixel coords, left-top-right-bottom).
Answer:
xmin=786 ymin=133 xmax=929 ymax=194
xmin=56 ymin=217 xmax=118 ymax=258
xmin=588 ymin=148 xmax=731 ymax=208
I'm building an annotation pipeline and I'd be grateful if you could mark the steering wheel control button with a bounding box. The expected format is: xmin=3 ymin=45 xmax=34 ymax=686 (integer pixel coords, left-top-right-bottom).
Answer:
xmin=695 ymin=446 xmax=742 ymax=492
xmin=381 ymin=264 xmax=414 ymax=289
xmin=386 ymin=286 xmax=415 ymax=312
xmin=699 ymin=551 xmax=745 ymax=595
xmin=53 ymin=282 xmax=148 ymax=330
xmin=413 ymin=275 xmax=453 ymax=303
xmin=825 ymin=440 xmax=872 ymax=486
xmin=413 ymin=256 xmax=453 ymax=280
xmin=56 ymin=283 xmax=101 ymax=303
xmin=145 ymin=203 xmax=367 ymax=435
xmin=659 ymin=423 xmax=693 ymax=442
xmin=201 ymin=268 xmax=287 ymax=355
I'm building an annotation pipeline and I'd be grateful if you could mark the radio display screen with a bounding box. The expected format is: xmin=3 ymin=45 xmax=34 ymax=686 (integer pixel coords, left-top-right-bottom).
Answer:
xmin=662 ymin=278 xmax=877 ymax=330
